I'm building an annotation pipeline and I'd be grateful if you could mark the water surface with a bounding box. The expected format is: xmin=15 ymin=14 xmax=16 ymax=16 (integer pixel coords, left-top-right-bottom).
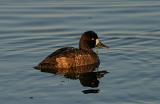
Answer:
xmin=0 ymin=0 xmax=160 ymax=104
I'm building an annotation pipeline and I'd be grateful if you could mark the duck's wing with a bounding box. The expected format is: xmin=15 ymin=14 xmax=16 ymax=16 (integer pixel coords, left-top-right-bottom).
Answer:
xmin=34 ymin=47 xmax=77 ymax=69
xmin=47 ymin=47 xmax=75 ymax=57
xmin=35 ymin=47 xmax=99 ymax=70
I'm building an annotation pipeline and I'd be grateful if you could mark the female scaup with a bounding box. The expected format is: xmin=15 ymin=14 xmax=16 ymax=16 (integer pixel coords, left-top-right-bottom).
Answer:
xmin=35 ymin=31 xmax=109 ymax=70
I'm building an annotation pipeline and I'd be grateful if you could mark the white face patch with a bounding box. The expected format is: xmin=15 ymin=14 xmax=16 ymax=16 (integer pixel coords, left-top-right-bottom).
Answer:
xmin=96 ymin=39 xmax=100 ymax=45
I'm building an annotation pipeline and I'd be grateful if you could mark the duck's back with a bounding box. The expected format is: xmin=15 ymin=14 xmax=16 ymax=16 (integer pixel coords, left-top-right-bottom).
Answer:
xmin=35 ymin=47 xmax=99 ymax=69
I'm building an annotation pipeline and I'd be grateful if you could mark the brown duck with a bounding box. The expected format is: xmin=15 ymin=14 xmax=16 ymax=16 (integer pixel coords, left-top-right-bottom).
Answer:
xmin=34 ymin=31 xmax=109 ymax=71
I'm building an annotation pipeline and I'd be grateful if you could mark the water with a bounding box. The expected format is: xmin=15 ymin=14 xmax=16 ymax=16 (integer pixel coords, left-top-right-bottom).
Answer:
xmin=0 ymin=0 xmax=160 ymax=104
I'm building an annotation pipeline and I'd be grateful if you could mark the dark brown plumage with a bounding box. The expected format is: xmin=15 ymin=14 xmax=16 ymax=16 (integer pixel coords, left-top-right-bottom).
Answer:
xmin=34 ymin=31 xmax=109 ymax=70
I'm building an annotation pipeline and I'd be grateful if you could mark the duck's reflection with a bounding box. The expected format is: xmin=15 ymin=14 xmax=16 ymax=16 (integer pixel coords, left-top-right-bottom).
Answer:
xmin=35 ymin=63 xmax=108 ymax=94
xmin=82 ymin=89 xmax=100 ymax=94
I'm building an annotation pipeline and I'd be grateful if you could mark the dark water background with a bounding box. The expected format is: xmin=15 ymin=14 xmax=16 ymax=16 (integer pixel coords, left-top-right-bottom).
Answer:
xmin=0 ymin=0 xmax=160 ymax=104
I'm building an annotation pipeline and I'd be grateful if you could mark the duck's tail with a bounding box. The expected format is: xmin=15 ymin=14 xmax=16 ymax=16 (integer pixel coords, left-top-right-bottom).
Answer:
xmin=33 ymin=65 xmax=40 ymax=70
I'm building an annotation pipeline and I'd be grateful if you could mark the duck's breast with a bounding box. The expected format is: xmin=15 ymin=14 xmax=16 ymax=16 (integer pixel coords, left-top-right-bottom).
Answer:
xmin=74 ymin=52 xmax=99 ymax=66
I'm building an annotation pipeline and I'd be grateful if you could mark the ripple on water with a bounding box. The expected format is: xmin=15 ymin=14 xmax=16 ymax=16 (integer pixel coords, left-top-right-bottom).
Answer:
xmin=0 ymin=0 xmax=160 ymax=104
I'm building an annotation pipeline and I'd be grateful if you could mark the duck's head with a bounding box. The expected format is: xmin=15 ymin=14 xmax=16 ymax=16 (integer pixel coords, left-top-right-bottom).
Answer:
xmin=79 ymin=31 xmax=109 ymax=50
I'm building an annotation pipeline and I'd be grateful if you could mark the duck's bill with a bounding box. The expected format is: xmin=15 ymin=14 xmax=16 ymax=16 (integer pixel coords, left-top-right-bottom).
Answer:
xmin=96 ymin=41 xmax=109 ymax=49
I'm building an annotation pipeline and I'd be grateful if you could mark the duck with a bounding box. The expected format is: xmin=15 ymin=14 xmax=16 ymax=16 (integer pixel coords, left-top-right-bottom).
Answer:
xmin=34 ymin=31 xmax=109 ymax=70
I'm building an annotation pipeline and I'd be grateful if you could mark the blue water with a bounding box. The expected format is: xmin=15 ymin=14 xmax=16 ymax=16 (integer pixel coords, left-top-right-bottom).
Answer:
xmin=0 ymin=0 xmax=160 ymax=104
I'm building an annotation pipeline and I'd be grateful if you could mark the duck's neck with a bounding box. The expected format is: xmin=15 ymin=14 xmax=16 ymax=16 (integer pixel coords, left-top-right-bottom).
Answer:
xmin=79 ymin=42 xmax=93 ymax=51
xmin=79 ymin=47 xmax=92 ymax=51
